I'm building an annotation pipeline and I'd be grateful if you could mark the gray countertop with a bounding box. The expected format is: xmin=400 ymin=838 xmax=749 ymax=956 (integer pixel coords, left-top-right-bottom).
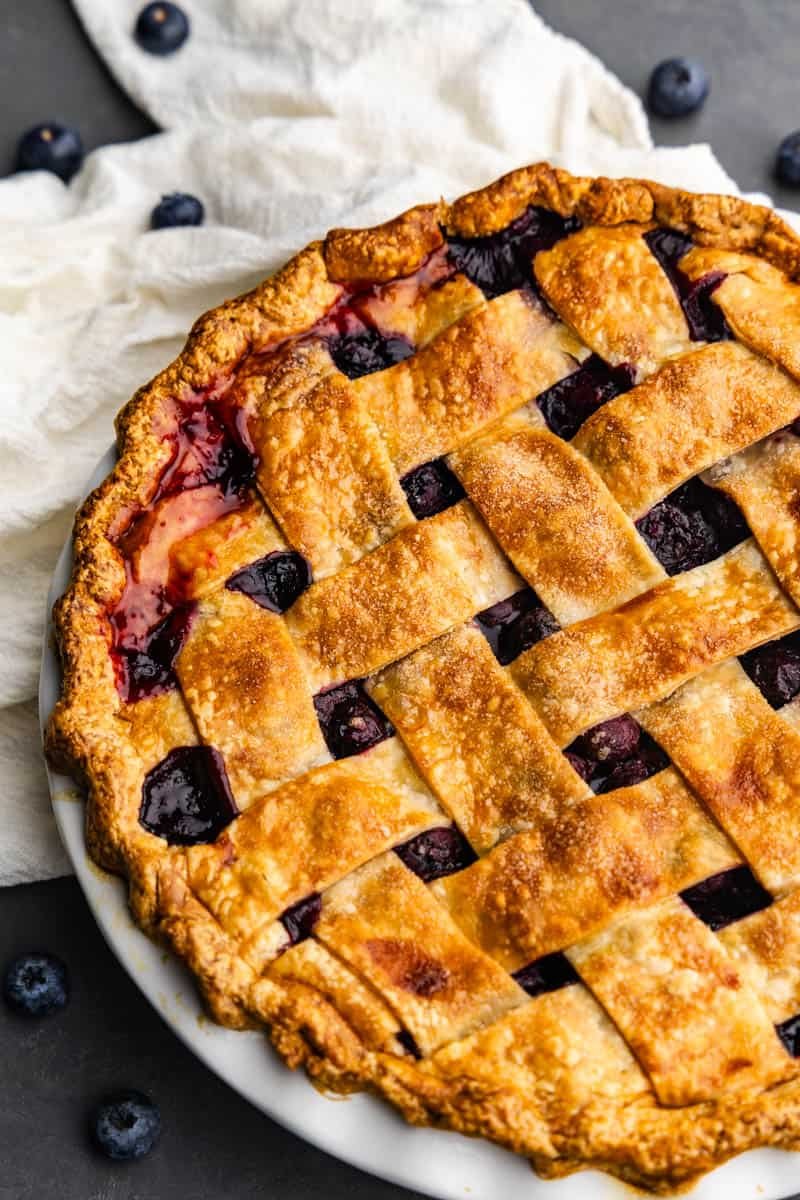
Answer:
xmin=2 ymin=2 xmax=800 ymax=1197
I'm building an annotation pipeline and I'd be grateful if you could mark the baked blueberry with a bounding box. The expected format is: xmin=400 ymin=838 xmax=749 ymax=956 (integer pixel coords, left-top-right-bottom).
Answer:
xmin=572 ymin=714 xmax=640 ymax=766
xmin=446 ymin=205 xmax=580 ymax=299
xmin=474 ymin=588 xmax=559 ymax=666
xmin=740 ymin=637 xmax=800 ymax=708
xmin=280 ymin=893 xmax=322 ymax=945
xmin=134 ymin=2 xmax=190 ymax=55
xmin=328 ymin=329 xmax=414 ymax=379
xmin=394 ymin=826 xmax=477 ymax=882
xmin=140 ymin=746 xmax=238 ymax=845
xmin=16 ymin=123 xmax=83 ymax=183
xmin=647 ymin=57 xmax=709 ymax=118
xmin=226 ymin=551 xmax=311 ymax=613
xmin=150 ymin=193 xmax=204 ymax=229
xmin=680 ymin=865 xmax=772 ymax=931
xmin=400 ymin=459 xmax=465 ymax=519
xmin=2 ymin=952 xmax=69 ymax=1017
xmin=777 ymin=132 xmax=800 ymax=187
xmin=313 ymin=681 xmax=394 ymax=759
xmin=90 ymin=1090 xmax=161 ymax=1161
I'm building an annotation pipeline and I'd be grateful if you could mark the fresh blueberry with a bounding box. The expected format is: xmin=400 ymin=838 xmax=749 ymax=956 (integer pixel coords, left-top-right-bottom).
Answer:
xmin=776 ymin=132 xmax=800 ymax=187
xmin=16 ymin=123 xmax=83 ymax=183
xmin=647 ymin=57 xmax=710 ymax=118
xmin=150 ymin=193 xmax=204 ymax=230
xmin=134 ymin=3 xmax=190 ymax=55
xmin=90 ymin=1090 xmax=161 ymax=1161
xmin=2 ymin=952 xmax=69 ymax=1017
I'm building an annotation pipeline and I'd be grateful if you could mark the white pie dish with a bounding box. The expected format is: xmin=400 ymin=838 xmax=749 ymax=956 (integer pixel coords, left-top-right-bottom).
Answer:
xmin=37 ymin=446 xmax=800 ymax=1200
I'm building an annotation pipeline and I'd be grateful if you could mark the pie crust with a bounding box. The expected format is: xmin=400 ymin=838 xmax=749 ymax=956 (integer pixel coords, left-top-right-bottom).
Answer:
xmin=46 ymin=162 xmax=800 ymax=1191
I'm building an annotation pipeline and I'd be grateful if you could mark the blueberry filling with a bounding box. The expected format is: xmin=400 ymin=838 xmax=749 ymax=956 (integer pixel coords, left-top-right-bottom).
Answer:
xmin=564 ymin=716 xmax=669 ymax=794
xmin=113 ymin=603 xmax=195 ymax=702
xmin=328 ymin=328 xmax=414 ymax=379
xmin=636 ymin=477 xmax=749 ymax=575
xmin=512 ymin=952 xmax=580 ymax=998
xmin=395 ymin=1029 xmax=422 ymax=1059
xmin=226 ymin=550 xmax=312 ymax=613
xmin=163 ymin=402 xmax=255 ymax=499
xmin=394 ymin=826 xmax=477 ymax=883
xmin=740 ymin=632 xmax=800 ymax=709
xmin=400 ymin=458 xmax=465 ymax=519
xmin=280 ymin=893 xmax=322 ymax=945
xmin=474 ymin=587 xmax=559 ymax=666
xmin=537 ymin=354 xmax=636 ymax=440
xmin=140 ymin=745 xmax=238 ymax=845
xmin=313 ymin=681 xmax=394 ymax=759
xmin=776 ymin=1014 xmax=800 ymax=1057
xmin=680 ymin=865 xmax=772 ymax=931
xmin=644 ymin=228 xmax=731 ymax=343
xmin=446 ymin=205 xmax=580 ymax=299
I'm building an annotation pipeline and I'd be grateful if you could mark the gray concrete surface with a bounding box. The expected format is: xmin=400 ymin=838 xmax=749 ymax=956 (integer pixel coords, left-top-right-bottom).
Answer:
xmin=2 ymin=2 xmax=800 ymax=1198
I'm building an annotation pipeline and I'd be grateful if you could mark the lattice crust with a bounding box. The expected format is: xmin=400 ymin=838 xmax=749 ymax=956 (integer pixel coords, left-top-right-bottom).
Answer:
xmin=573 ymin=342 xmax=800 ymax=520
xmin=46 ymin=162 xmax=800 ymax=1192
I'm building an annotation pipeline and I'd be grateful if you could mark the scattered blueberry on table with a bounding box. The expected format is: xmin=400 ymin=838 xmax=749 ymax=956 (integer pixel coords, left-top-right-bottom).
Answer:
xmin=90 ymin=1090 xmax=162 ymax=1161
xmin=15 ymin=123 xmax=84 ymax=183
xmin=776 ymin=132 xmax=800 ymax=186
xmin=647 ymin=57 xmax=710 ymax=118
xmin=135 ymin=2 xmax=190 ymax=56
xmin=150 ymin=192 xmax=205 ymax=229
xmin=2 ymin=951 xmax=70 ymax=1017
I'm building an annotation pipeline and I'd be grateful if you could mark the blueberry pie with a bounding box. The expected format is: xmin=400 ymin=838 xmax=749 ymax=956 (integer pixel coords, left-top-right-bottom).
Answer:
xmin=47 ymin=163 xmax=800 ymax=1190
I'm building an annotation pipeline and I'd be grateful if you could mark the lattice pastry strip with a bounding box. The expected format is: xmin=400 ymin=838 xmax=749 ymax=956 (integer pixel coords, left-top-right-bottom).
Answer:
xmin=175 ymin=587 xmax=329 ymax=807
xmin=705 ymin=430 xmax=800 ymax=609
xmin=511 ymin=538 xmax=800 ymax=746
xmin=315 ymin=852 xmax=528 ymax=1056
xmin=567 ymin=895 xmax=792 ymax=1106
xmin=534 ymin=224 xmax=694 ymax=377
xmin=250 ymin=373 xmax=414 ymax=578
xmin=169 ymin=489 xmax=287 ymax=601
xmin=368 ymin=624 xmax=589 ymax=853
xmin=573 ymin=342 xmax=800 ymax=520
xmin=429 ymin=983 xmax=652 ymax=1122
xmin=718 ymin=890 xmax=800 ymax=1024
xmin=259 ymin=937 xmax=407 ymax=1054
xmin=638 ymin=658 xmax=800 ymax=893
xmin=681 ymin=246 xmax=800 ymax=383
xmin=450 ymin=420 xmax=665 ymax=623
xmin=184 ymin=739 xmax=445 ymax=973
xmin=431 ymin=768 xmax=740 ymax=972
xmin=285 ymin=499 xmax=520 ymax=691
xmin=353 ymin=290 xmax=581 ymax=474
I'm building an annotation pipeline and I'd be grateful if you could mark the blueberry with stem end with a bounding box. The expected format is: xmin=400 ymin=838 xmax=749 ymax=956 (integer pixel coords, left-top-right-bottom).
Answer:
xmin=135 ymin=3 xmax=190 ymax=55
xmin=16 ymin=123 xmax=83 ymax=183
xmin=2 ymin=952 xmax=69 ymax=1017
xmin=90 ymin=1090 xmax=161 ymax=1161
xmin=647 ymin=57 xmax=709 ymax=118
xmin=150 ymin=193 xmax=204 ymax=229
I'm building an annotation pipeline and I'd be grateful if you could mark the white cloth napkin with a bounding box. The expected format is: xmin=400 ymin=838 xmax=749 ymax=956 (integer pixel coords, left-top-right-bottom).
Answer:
xmin=0 ymin=0 xmax=751 ymax=885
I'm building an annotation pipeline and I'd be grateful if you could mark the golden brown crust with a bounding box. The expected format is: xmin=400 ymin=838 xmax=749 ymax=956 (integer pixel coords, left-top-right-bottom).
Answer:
xmin=46 ymin=164 xmax=800 ymax=1192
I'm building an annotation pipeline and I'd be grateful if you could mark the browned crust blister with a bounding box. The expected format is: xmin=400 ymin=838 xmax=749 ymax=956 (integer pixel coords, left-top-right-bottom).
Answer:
xmin=45 ymin=163 xmax=800 ymax=1193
